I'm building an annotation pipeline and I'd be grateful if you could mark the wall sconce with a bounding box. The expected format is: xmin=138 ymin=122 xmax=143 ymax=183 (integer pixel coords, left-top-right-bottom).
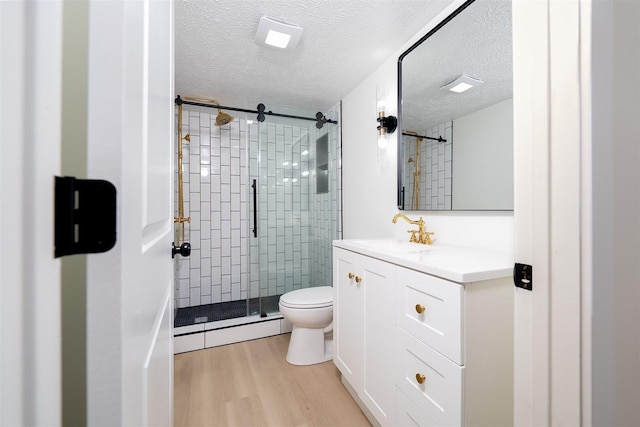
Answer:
xmin=377 ymin=102 xmax=397 ymax=148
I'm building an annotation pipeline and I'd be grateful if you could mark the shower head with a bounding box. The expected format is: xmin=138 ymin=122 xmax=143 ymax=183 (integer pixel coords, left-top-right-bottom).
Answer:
xmin=408 ymin=157 xmax=414 ymax=163
xmin=181 ymin=96 xmax=234 ymax=126
xmin=215 ymin=109 xmax=234 ymax=126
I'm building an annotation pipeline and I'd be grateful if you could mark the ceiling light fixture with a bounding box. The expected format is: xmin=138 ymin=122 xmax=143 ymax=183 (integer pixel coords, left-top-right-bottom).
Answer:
xmin=255 ymin=16 xmax=303 ymax=49
xmin=441 ymin=74 xmax=484 ymax=93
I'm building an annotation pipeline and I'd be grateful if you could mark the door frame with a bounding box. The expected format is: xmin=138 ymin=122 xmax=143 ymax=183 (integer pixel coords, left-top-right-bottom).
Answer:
xmin=513 ymin=0 xmax=590 ymax=425
xmin=1 ymin=2 xmax=63 ymax=425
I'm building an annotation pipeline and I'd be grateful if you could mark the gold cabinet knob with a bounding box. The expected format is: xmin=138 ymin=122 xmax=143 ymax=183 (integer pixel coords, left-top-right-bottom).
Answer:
xmin=416 ymin=373 xmax=426 ymax=384
xmin=347 ymin=272 xmax=362 ymax=283
xmin=415 ymin=304 xmax=426 ymax=314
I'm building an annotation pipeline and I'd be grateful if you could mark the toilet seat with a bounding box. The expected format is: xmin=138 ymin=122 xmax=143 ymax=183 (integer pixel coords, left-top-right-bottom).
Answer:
xmin=279 ymin=286 xmax=333 ymax=309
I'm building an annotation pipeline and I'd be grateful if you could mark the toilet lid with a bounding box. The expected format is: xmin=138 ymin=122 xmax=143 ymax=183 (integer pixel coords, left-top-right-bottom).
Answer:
xmin=279 ymin=286 xmax=333 ymax=309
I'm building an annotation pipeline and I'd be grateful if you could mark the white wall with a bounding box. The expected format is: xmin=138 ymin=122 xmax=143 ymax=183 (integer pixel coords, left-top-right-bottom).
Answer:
xmin=453 ymin=98 xmax=513 ymax=210
xmin=341 ymin=0 xmax=513 ymax=254
xmin=591 ymin=0 xmax=640 ymax=424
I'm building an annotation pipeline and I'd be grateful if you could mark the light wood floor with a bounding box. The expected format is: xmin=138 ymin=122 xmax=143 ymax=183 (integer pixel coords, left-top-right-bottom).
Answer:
xmin=174 ymin=334 xmax=372 ymax=427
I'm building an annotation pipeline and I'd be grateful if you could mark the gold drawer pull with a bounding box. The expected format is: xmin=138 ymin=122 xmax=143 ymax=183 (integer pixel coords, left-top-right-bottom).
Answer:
xmin=416 ymin=373 xmax=426 ymax=384
xmin=348 ymin=272 xmax=355 ymax=279
xmin=415 ymin=304 xmax=426 ymax=314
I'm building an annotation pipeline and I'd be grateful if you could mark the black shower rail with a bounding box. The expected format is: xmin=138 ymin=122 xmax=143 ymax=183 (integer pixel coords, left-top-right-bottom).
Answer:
xmin=175 ymin=95 xmax=338 ymax=129
xmin=401 ymin=131 xmax=447 ymax=143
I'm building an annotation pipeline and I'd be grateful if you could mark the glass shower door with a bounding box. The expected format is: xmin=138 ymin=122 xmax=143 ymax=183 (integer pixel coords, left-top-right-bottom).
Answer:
xmin=253 ymin=120 xmax=312 ymax=316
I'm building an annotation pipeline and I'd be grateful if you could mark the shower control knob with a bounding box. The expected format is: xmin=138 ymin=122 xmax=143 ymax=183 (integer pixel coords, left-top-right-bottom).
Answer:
xmin=172 ymin=242 xmax=191 ymax=259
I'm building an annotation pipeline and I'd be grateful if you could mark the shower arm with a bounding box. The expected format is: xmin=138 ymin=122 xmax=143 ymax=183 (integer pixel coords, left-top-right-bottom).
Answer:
xmin=174 ymin=102 xmax=191 ymax=245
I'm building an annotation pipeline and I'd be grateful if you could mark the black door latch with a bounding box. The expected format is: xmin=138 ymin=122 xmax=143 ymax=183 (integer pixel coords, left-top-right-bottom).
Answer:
xmin=513 ymin=263 xmax=532 ymax=291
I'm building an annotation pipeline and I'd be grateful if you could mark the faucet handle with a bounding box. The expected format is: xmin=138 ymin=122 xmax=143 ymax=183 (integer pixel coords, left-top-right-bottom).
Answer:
xmin=407 ymin=230 xmax=419 ymax=243
xmin=423 ymin=231 xmax=435 ymax=245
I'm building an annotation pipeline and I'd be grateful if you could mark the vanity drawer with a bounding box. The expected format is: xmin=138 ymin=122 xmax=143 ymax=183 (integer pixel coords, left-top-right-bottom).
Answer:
xmin=396 ymin=266 xmax=463 ymax=364
xmin=396 ymin=328 xmax=463 ymax=426
xmin=396 ymin=386 xmax=438 ymax=427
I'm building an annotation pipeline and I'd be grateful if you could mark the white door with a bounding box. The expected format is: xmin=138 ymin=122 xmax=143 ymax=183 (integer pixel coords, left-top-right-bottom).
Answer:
xmin=85 ymin=1 xmax=174 ymax=425
xmin=1 ymin=2 xmax=63 ymax=425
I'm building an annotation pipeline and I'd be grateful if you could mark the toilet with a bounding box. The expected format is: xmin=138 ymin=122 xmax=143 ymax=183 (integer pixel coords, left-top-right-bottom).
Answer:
xmin=279 ymin=286 xmax=333 ymax=366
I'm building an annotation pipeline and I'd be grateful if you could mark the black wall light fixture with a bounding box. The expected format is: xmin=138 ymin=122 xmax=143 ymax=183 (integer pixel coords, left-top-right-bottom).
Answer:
xmin=377 ymin=104 xmax=397 ymax=148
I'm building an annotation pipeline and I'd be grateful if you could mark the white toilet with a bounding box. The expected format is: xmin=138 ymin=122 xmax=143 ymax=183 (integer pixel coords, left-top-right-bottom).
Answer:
xmin=279 ymin=286 xmax=333 ymax=366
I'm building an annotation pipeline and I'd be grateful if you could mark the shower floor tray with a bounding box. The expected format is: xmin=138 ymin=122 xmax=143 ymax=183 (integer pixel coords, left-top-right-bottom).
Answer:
xmin=174 ymin=295 xmax=281 ymax=328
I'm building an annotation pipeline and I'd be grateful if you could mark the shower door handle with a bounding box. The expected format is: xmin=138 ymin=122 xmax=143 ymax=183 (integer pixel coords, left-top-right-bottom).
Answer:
xmin=252 ymin=179 xmax=257 ymax=238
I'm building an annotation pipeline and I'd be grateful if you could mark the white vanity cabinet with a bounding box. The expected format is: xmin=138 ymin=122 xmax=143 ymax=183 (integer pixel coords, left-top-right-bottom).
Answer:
xmin=333 ymin=247 xmax=396 ymax=426
xmin=333 ymin=240 xmax=514 ymax=427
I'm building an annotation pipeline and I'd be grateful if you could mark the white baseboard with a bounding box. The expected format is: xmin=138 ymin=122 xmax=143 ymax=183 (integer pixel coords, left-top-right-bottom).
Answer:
xmin=205 ymin=318 xmax=281 ymax=348
xmin=174 ymin=332 xmax=205 ymax=354
xmin=174 ymin=316 xmax=291 ymax=354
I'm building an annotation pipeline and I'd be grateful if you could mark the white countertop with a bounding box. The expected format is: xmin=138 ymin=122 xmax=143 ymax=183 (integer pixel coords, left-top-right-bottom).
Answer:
xmin=333 ymin=239 xmax=513 ymax=283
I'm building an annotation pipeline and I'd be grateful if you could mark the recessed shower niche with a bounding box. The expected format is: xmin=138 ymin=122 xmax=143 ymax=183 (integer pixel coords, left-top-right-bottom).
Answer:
xmin=316 ymin=134 xmax=329 ymax=194
xmin=172 ymin=103 xmax=341 ymax=348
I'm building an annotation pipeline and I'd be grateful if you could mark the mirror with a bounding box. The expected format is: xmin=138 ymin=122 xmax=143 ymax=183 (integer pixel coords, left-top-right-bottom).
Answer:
xmin=397 ymin=0 xmax=513 ymax=211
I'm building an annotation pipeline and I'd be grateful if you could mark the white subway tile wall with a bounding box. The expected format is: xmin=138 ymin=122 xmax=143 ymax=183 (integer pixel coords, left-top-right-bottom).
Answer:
xmin=174 ymin=106 xmax=341 ymax=310
xmin=403 ymin=121 xmax=453 ymax=210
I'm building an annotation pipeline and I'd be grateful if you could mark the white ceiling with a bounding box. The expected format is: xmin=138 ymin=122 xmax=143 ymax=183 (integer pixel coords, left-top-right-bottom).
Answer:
xmin=401 ymin=0 xmax=512 ymax=132
xmin=174 ymin=0 xmax=453 ymax=114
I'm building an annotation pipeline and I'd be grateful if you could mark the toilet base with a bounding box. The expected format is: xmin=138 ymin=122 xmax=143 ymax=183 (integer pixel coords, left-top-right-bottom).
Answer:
xmin=286 ymin=326 xmax=333 ymax=366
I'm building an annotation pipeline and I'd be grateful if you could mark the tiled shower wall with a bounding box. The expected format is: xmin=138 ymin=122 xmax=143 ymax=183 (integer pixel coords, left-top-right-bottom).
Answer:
xmin=403 ymin=121 xmax=453 ymax=210
xmin=174 ymin=110 xmax=251 ymax=308
xmin=174 ymin=106 xmax=340 ymax=309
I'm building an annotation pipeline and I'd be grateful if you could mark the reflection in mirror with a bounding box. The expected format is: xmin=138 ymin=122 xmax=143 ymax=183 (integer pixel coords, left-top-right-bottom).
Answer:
xmin=398 ymin=0 xmax=513 ymax=211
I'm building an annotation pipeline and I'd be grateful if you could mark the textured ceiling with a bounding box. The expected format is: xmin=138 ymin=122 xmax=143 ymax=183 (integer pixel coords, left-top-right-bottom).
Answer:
xmin=174 ymin=0 xmax=453 ymax=113
xmin=401 ymin=0 xmax=512 ymax=132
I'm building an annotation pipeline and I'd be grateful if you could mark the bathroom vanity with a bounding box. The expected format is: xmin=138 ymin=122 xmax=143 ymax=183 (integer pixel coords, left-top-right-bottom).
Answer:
xmin=332 ymin=239 xmax=514 ymax=426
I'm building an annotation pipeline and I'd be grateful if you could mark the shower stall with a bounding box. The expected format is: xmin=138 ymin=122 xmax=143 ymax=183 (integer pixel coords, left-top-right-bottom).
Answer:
xmin=173 ymin=101 xmax=341 ymax=328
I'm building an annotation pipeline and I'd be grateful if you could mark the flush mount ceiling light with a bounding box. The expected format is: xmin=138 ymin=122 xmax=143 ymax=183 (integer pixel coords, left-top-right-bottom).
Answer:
xmin=255 ymin=16 xmax=303 ymax=49
xmin=441 ymin=74 xmax=484 ymax=93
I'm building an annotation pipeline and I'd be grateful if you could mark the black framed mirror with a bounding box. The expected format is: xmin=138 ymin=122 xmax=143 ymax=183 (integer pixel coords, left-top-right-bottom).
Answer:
xmin=397 ymin=0 xmax=513 ymax=211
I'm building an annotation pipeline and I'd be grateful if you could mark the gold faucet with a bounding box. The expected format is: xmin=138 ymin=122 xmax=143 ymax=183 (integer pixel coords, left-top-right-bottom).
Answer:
xmin=392 ymin=213 xmax=435 ymax=245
